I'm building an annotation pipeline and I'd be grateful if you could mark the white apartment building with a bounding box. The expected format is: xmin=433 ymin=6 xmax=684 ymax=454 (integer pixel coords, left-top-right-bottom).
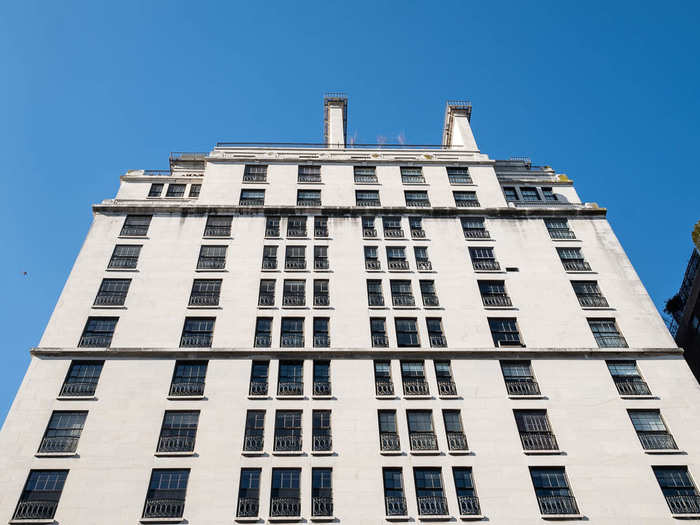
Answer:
xmin=1 ymin=95 xmax=699 ymax=525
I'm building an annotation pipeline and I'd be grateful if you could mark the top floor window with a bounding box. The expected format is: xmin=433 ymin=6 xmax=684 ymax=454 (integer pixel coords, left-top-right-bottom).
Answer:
xmin=545 ymin=218 xmax=575 ymax=239
xmin=243 ymin=164 xmax=267 ymax=182
xmin=166 ymin=184 xmax=186 ymax=198
xmin=298 ymin=165 xmax=321 ymax=183
xmin=297 ymin=190 xmax=321 ymax=206
xmin=204 ymin=215 xmax=233 ymax=237
xmin=520 ymin=187 xmax=540 ymax=201
xmin=541 ymin=187 xmax=558 ymax=201
xmin=447 ymin=167 xmax=472 ymax=185
xmin=401 ymin=167 xmax=425 ymax=184
xmin=240 ymin=189 xmax=265 ymax=206
xmin=120 ymin=215 xmax=151 ymax=237
xmin=148 ymin=183 xmax=164 ymax=197
xmin=405 ymin=191 xmax=430 ymax=207
xmin=354 ymin=166 xmax=377 ymax=183
xmin=461 ymin=217 xmax=489 ymax=239
xmin=189 ymin=184 xmax=201 ymax=198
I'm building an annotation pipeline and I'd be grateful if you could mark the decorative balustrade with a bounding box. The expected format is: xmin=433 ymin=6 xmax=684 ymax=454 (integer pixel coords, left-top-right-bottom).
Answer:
xmin=417 ymin=260 xmax=432 ymax=271
xmin=437 ymin=379 xmax=456 ymax=396
xmin=388 ymin=260 xmax=409 ymax=270
xmin=313 ymin=434 xmax=332 ymax=451
xmin=463 ymin=229 xmax=490 ymax=239
xmin=254 ymin=335 xmax=272 ymax=348
xmin=665 ymin=494 xmax=700 ymax=514
xmin=277 ymin=382 xmax=303 ymax=396
xmin=577 ymin=294 xmax=609 ymax=307
xmin=372 ymin=334 xmax=389 ymax=347
xmin=169 ymin=380 xmax=205 ymax=397
xmin=249 ymin=380 xmax=268 ymax=396
xmin=142 ymin=492 xmax=186 ymax=519
xmin=482 ymin=294 xmax=512 ymax=307
xmin=417 ymin=495 xmax=448 ymax=515
xmin=410 ymin=432 xmax=438 ymax=451
xmin=375 ymin=379 xmax=394 ymax=396
xmin=60 ymin=381 xmax=97 ymax=397
xmin=243 ymin=434 xmax=264 ymax=452
xmin=363 ymin=227 xmax=378 ymax=237
xmin=180 ymin=334 xmax=212 ymax=348
xmin=281 ymin=335 xmax=304 ymax=347
xmin=157 ymin=435 xmax=195 ymax=453
xmin=312 ymin=496 xmax=333 ymax=516
xmin=285 ymin=259 xmax=307 ymax=270
xmin=365 ymin=260 xmax=381 ymax=270
xmin=262 ymin=258 xmax=278 ymax=269
xmin=384 ymin=229 xmax=404 ymax=238
xmin=314 ymin=335 xmax=331 ymax=347
xmin=613 ymin=378 xmax=651 ymax=396
xmin=457 ymin=495 xmax=481 ymax=516
xmin=447 ymin=432 xmax=468 ymax=451
xmin=283 ymin=294 xmax=306 ymax=307
xmin=536 ymin=495 xmax=579 ymax=515
xmin=505 ymin=378 xmax=541 ymax=396
xmin=380 ymin=432 xmax=401 ymax=451
xmin=314 ymin=295 xmax=330 ymax=307
xmin=472 ymin=259 xmax=500 ymax=271
xmin=13 ymin=499 xmax=59 ymax=521
xmin=237 ymin=497 xmax=259 ymax=517
xmin=594 ymin=335 xmax=628 ymax=348
xmin=38 ymin=436 xmax=79 ymax=453
xmin=273 ymin=434 xmax=302 ymax=452
xmin=562 ymin=260 xmax=592 ymax=272
xmin=385 ymin=496 xmax=407 ymax=516
xmin=430 ymin=335 xmax=448 ymax=347
xmin=638 ymin=431 xmax=677 ymax=450
xmin=313 ymin=381 xmax=331 ymax=396
xmin=392 ymin=294 xmax=415 ymax=307
xmin=189 ymin=293 xmax=219 ymax=306
xmin=270 ymin=496 xmax=301 ymax=517
xmin=520 ymin=431 xmax=558 ymax=451
xmin=403 ymin=379 xmax=429 ymax=396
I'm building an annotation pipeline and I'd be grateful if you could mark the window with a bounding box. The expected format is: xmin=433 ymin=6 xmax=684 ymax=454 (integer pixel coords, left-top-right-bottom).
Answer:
xmin=606 ymin=360 xmax=651 ymax=396
xmin=313 ymin=317 xmax=330 ymax=347
xmin=312 ymin=468 xmax=333 ymax=517
xmin=378 ymin=410 xmax=400 ymax=451
xmin=520 ymin=187 xmax=540 ymax=201
xmin=298 ymin=165 xmax=321 ymax=183
xmin=447 ymin=166 xmax=472 ymax=185
xmin=488 ymin=317 xmax=523 ymax=346
xmin=313 ymin=360 xmax=331 ymax=396
xmin=503 ymin=186 xmax=519 ymax=201
xmin=274 ymin=411 xmax=302 ymax=452
xmin=396 ymin=318 xmax=419 ymax=347
xmin=254 ymin=317 xmax=272 ymax=348
xmin=501 ymin=360 xmax=540 ymax=396
xmin=249 ymin=361 xmax=269 ymax=396
xmin=314 ymin=246 xmax=329 ymax=270
xmin=391 ymin=280 xmax=415 ymax=307
xmin=426 ymin=318 xmax=447 ymax=347
xmin=237 ymin=468 xmax=261 ymax=518
xmin=189 ymin=279 xmax=221 ymax=306
xmin=94 ymin=278 xmax=130 ymax=306
xmin=197 ymin=245 xmax=227 ymax=270
xmin=374 ymin=360 xmax=394 ymax=395
xmin=265 ymin=216 xmax=280 ymax=237
xmin=419 ymin=280 xmax=439 ymax=307
xmin=405 ymin=190 xmax=430 ymax=207
xmin=453 ymin=468 xmax=481 ymax=516
xmin=653 ymin=466 xmax=700 ymax=515
xmin=362 ymin=216 xmax=377 ymax=237
xmin=281 ymin=318 xmax=304 ymax=347
xmin=478 ymin=280 xmax=512 ymax=307
xmin=285 ymin=246 xmax=306 ymax=270
xmin=157 ymin=411 xmax=199 ymax=453
xmin=354 ymin=166 xmax=378 ymax=183
xmin=364 ymin=246 xmax=380 ymax=270
xmin=469 ymin=246 xmax=499 ymax=271
xmin=278 ymin=361 xmax=303 ymax=396
xmin=38 ymin=411 xmax=86 ymax=454
xmin=383 ymin=216 xmax=404 ymax=237
xmin=443 ymin=409 xmax=468 ymax=451
xmin=461 ymin=217 xmax=490 ymax=238
xmin=142 ymin=469 xmax=189 ymax=519
xmin=258 ymin=279 xmax=275 ymax=306
xmin=544 ymin=218 xmax=575 ymax=239
xmin=454 ymin=191 xmax=479 ymax=207
xmin=367 ymin=279 xmax=385 ymax=306
xmin=180 ymin=317 xmax=214 ymax=347
xmin=314 ymin=216 xmax=328 ymax=237
xmin=407 ymin=410 xmax=437 ymax=451
xmin=170 ymin=361 xmax=207 ymax=397
xmin=542 ymin=187 xmax=558 ymax=201
xmin=401 ymin=166 xmax=425 ymax=184
xmin=121 ymin=215 xmax=152 ymax=236
xmin=557 ymin=247 xmax=591 ymax=272
xmin=409 ymin=217 xmax=425 ymax=238
xmin=383 ymin=468 xmax=407 ymax=516
xmin=628 ymin=410 xmax=677 ymax=450
xmin=204 ymin=215 xmax=232 ymax=237
xmin=243 ymin=164 xmax=267 ymax=182
xmin=148 ymin=183 xmax=164 ymax=197
xmin=529 ymin=467 xmax=579 ymax=515
xmin=166 ymin=184 xmax=186 ymax=197
xmin=188 ymin=184 xmax=201 ymax=198
xmin=262 ymin=245 xmax=278 ymax=269
xmin=243 ymin=410 xmax=265 ymax=452
xmin=283 ymin=279 xmax=306 ymax=306
xmin=514 ymin=410 xmax=558 ymax=451
xmin=108 ymin=244 xmax=141 ymax=269
xmin=414 ymin=468 xmax=448 ymax=515
xmin=588 ymin=318 xmax=627 ymax=348
xmin=414 ymin=246 xmax=432 ymax=270
xmin=312 ymin=410 xmax=332 ymax=452
xmin=287 ymin=216 xmax=307 ymax=237
xmin=356 ymin=190 xmax=380 ymax=206
xmin=401 ymin=360 xmax=428 ymax=395
xmin=79 ymin=317 xmax=117 ymax=347
xmin=240 ymin=189 xmax=265 ymax=205
xmin=434 ymin=361 xmax=456 ymax=396
xmin=387 ymin=246 xmax=408 ymax=270
xmin=13 ymin=470 xmax=68 ymax=521
xmin=572 ymin=281 xmax=608 ymax=307
xmin=371 ymin=318 xmax=389 ymax=347
xmin=60 ymin=360 xmax=103 ymax=397
xmin=270 ymin=468 xmax=301 ymax=517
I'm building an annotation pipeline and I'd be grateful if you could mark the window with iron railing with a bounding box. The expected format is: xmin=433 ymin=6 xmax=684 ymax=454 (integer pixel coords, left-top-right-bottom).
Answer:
xmin=313 ymin=360 xmax=331 ymax=396
xmin=283 ymin=279 xmax=306 ymax=307
xmin=435 ymin=361 xmax=457 ymax=396
xmin=383 ymin=468 xmax=408 ymax=517
xmin=367 ymin=279 xmax=385 ymax=307
xmin=79 ymin=317 xmax=118 ymax=347
xmin=520 ymin=187 xmax=540 ymax=201
xmin=588 ymin=318 xmax=628 ymax=348
xmin=469 ymin=246 xmax=500 ymax=271
xmin=249 ymin=361 xmax=269 ymax=396
xmin=378 ymin=410 xmax=400 ymax=451
xmin=314 ymin=246 xmax=329 ymax=270
xmin=488 ymin=317 xmax=523 ymax=347
xmin=364 ymin=246 xmax=380 ymax=270
xmin=166 ymin=184 xmax=186 ymax=197
xmin=265 ymin=216 xmax=280 ymax=237
xmin=401 ymin=360 xmax=428 ymax=395
xmin=298 ymin=165 xmax=321 ymax=183
xmin=383 ymin=216 xmax=404 ymax=238
xmin=243 ymin=410 xmax=265 ymax=452
xmin=281 ymin=318 xmax=304 ymax=347
xmin=180 ymin=317 xmax=214 ymax=348
xmin=197 ymin=245 xmax=227 ymax=270
xmin=274 ymin=411 xmax=302 ymax=452
xmin=420 ymin=280 xmax=439 ymax=307
xmin=203 ymin=215 xmax=232 ymax=237
xmin=374 ymin=361 xmax=394 ymax=395
xmin=396 ymin=318 xmax=420 ymax=348
xmin=401 ymin=166 xmax=425 ymax=184
xmin=453 ymin=468 xmax=481 ymax=516
xmin=545 ymin=218 xmax=575 ymax=239
xmin=313 ymin=317 xmax=330 ymax=347
xmin=653 ymin=466 xmax=700 ymax=515
xmin=557 ymin=247 xmax=591 ymax=272
xmin=391 ymin=280 xmax=415 ymax=307
xmin=408 ymin=410 xmax=437 ymax=451
xmin=356 ymin=190 xmax=380 ymax=207
xmin=454 ymin=191 xmax=479 ymax=207
xmin=38 ymin=411 xmax=86 ymax=454
xmin=371 ymin=318 xmax=389 ymax=348
xmin=240 ymin=189 xmax=265 ymax=206
xmin=312 ymin=468 xmax=333 ymax=517
xmin=312 ymin=410 xmax=332 ymax=452
xmin=629 ymin=410 xmax=678 ymax=451
xmin=414 ymin=246 xmax=432 ymax=271
xmin=285 ymin=246 xmax=306 ymax=270
xmin=503 ymin=186 xmax=519 ymax=201
xmin=515 ymin=410 xmax=559 ymax=451
xmin=108 ymin=244 xmax=141 ymax=269
xmin=237 ymin=468 xmax=261 ymax=518
xmin=354 ymin=166 xmax=378 ymax=184
xmin=314 ymin=216 xmax=328 ymax=237
xmin=189 ymin=279 xmax=221 ymax=306
xmin=427 ymin=318 xmax=447 ymax=347
xmin=542 ymin=187 xmax=558 ymax=201
xmin=270 ymin=468 xmax=301 ymax=517
xmin=572 ymin=281 xmax=609 ymax=307
xmin=94 ymin=278 xmax=131 ymax=306
xmin=314 ymin=280 xmax=330 ymax=307
xmin=170 ymin=361 xmax=207 ymax=397
xmin=278 ymin=361 xmax=303 ymax=396
xmin=409 ymin=216 xmax=426 ymax=238
xmin=607 ymin=360 xmax=651 ymax=396
xmin=120 ymin=215 xmax=152 ymax=236
xmin=478 ymin=280 xmax=512 ymax=307
xmin=12 ymin=470 xmax=68 ymax=521
xmin=157 ymin=411 xmax=199 ymax=453
xmin=443 ymin=410 xmax=468 ymax=451
xmin=148 ymin=183 xmax=164 ymax=197
xmin=501 ymin=360 xmax=540 ymax=396
xmin=60 ymin=360 xmax=103 ymax=397
xmin=414 ymin=468 xmax=448 ymax=515
xmin=530 ymin=467 xmax=579 ymax=516
xmin=262 ymin=245 xmax=278 ymax=269
xmin=447 ymin=167 xmax=472 ymax=185
xmin=258 ymin=279 xmax=275 ymax=306
xmin=362 ymin=216 xmax=377 ymax=237
xmin=243 ymin=164 xmax=267 ymax=182
xmin=188 ymin=184 xmax=201 ymax=198
xmin=287 ymin=216 xmax=307 ymax=237
xmin=142 ymin=469 xmax=189 ymax=520
xmin=254 ymin=318 xmax=272 ymax=348
xmin=405 ymin=190 xmax=430 ymax=207
xmin=461 ymin=217 xmax=490 ymax=238
xmin=387 ymin=246 xmax=409 ymax=270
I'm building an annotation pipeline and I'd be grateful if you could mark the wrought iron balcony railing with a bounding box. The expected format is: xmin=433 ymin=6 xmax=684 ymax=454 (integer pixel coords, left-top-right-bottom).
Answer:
xmin=240 ymin=198 xmax=265 ymax=206
xmin=312 ymin=496 xmax=333 ymax=517
xmin=157 ymin=435 xmax=195 ymax=453
xmin=60 ymin=381 xmax=98 ymax=397
xmin=638 ymin=431 xmax=677 ymax=450
xmin=482 ymin=294 xmax=513 ymax=307
xmin=237 ymin=497 xmax=259 ymax=517
xmin=368 ymin=294 xmax=385 ymax=307
xmin=274 ymin=434 xmax=302 ymax=452
xmin=665 ymin=494 xmax=700 ymax=514
xmin=270 ymin=496 xmax=301 ymax=517
xmin=385 ymin=496 xmax=407 ymax=516
xmin=392 ymin=294 xmax=415 ymax=307
xmin=196 ymin=258 xmax=225 ymax=270
xmin=281 ymin=335 xmax=304 ymax=347
xmin=299 ymin=174 xmax=321 ymax=183
xmin=463 ymin=229 xmax=490 ymax=239
xmin=537 ymin=495 xmax=579 ymax=515
xmin=505 ymin=378 xmax=541 ymax=396
xmin=357 ymin=200 xmax=381 ymax=207
xmin=576 ymin=294 xmax=609 ymax=307
xmin=277 ymin=381 xmax=303 ymax=396
xmin=365 ymin=260 xmax=381 ymax=270
xmin=78 ymin=335 xmax=112 ymax=348
xmin=417 ymin=495 xmax=448 ymax=515
xmin=456 ymin=200 xmax=480 ymax=208
xmin=457 ymin=495 xmax=481 ymax=516
xmin=548 ymin=229 xmax=575 ymax=240
xmin=283 ymin=294 xmax=305 ymax=306
xmin=314 ymin=295 xmax=330 ymax=307
xmin=120 ymin=226 xmax=149 ymax=236
xmin=108 ymin=256 xmax=138 ymax=269
xmin=189 ymin=293 xmax=220 ymax=306
xmin=437 ymin=379 xmax=457 ymax=396
xmin=417 ymin=260 xmax=432 ymax=271
xmin=38 ymin=435 xmax=79 ymax=453
xmin=265 ymin=228 xmax=280 ymax=237
xmin=180 ymin=334 xmax=212 ymax=348
xmin=411 ymin=229 xmax=426 ymax=238
xmin=410 ymin=432 xmax=438 ymax=451
xmin=258 ymin=294 xmax=275 ymax=306
xmin=94 ymin=294 xmax=127 ymax=306
xmin=447 ymin=432 xmax=468 ymax=451
xmin=375 ymin=379 xmax=395 ymax=396
xmin=594 ymin=335 xmax=628 ymax=348
xmin=313 ymin=434 xmax=332 ymax=451
xmin=388 ymin=260 xmax=409 ymax=270
xmin=380 ymin=432 xmax=401 ymax=451
xmin=520 ymin=431 xmax=558 ymax=451
xmin=243 ymin=173 xmax=266 ymax=182
xmin=142 ymin=491 xmax=186 ymax=519
xmin=254 ymin=335 xmax=271 ymax=348
xmin=287 ymin=228 xmax=307 ymax=237
xmin=203 ymin=225 xmax=231 ymax=237
xmin=262 ymin=258 xmax=277 ymax=270
xmin=613 ymin=378 xmax=651 ymax=396
xmin=285 ymin=259 xmax=307 ymax=270
xmin=355 ymin=174 xmax=378 ymax=183
xmin=472 ymin=259 xmax=500 ymax=271
xmin=363 ymin=227 xmax=378 ymax=237
xmin=243 ymin=434 xmax=264 ymax=452
xmin=372 ymin=334 xmax=389 ymax=347
xmin=313 ymin=381 xmax=331 ymax=396
xmin=406 ymin=200 xmax=430 ymax=207
xmin=403 ymin=379 xmax=429 ymax=396
xmin=384 ymin=228 xmax=404 ymax=238
xmin=13 ymin=499 xmax=59 ymax=521
xmin=402 ymin=175 xmax=425 ymax=184
xmin=422 ymin=294 xmax=440 ymax=307
xmin=430 ymin=335 xmax=448 ymax=347
xmin=315 ymin=228 xmax=329 ymax=237
xmin=562 ymin=260 xmax=592 ymax=272
xmin=314 ymin=335 xmax=331 ymax=347
xmin=297 ymin=199 xmax=321 ymax=206
xmin=249 ymin=380 xmax=268 ymax=396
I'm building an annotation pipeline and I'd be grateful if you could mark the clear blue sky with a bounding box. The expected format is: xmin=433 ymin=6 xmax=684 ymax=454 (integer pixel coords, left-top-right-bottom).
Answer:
xmin=1 ymin=1 xmax=698 ymax=425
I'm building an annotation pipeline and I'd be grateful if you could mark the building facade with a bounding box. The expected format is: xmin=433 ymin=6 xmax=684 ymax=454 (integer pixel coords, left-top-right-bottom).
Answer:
xmin=1 ymin=95 xmax=699 ymax=524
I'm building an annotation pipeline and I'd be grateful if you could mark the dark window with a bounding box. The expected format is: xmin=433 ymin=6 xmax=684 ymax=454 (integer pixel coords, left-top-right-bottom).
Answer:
xmin=270 ymin=468 xmax=301 ymax=517
xmin=371 ymin=318 xmax=388 ymax=347
xmin=312 ymin=410 xmax=332 ymax=452
xmin=478 ymin=280 xmax=512 ymax=307
xmin=514 ymin=409 xmax=558 ymax=451
xmin=281 ymin=318 xmax=304 ymax=347
xmin=407 ymin=410 xmax=437 ymax=451
xmin=356 ymin=190 xmax=380 ymax=206
xmin=545 ymin=218 xmax=575 ymax=239
xmin=418 ymin=281 xmax=439 ymax=308
xmin=243 ymin=165 xmax=267 ymax=182
xmin=60 ymin=360 xmax=103 ymax=397
xmin=542 ymin=187 xmax=558 ymax=201
xmin=606 ymin=360 xmax=650 ymax=396
xmin=383 ymin=468 xmax=407 ymax=516
xmin=401 ymin=166 xmax=425 ymax=184
xmin=262 ymin=245 xmax=278 ymax=269
xmin=469 ymin=246 xmax=499 ymax=271
xmin=443 ymin=409 xmax=468 ymax=451
xmin=520 ymin=187 xmax=540 ymax=201
xmin=120 ymin=215 xmax=152 ymax=236
xmin=453 ymin=468 xmax=481 ymax=516
xmin=414 ymin=246 xmax=432 ymax=270
xmin=409 ymin=217 xmax=425 ymax=238
xmin=387 ymin=246 xmax=408 ymax=270
xmin=108 ymin=244 xmax=141 ymax=269
xmin=405 ymin=190 xmax=430 ymax=207
xmin=148 ymin=183 xmax=164 ymax=197
xmin=391 ymin=280 xmax=414 ymax=307
xmin=237 ymin=468 xmax=261 ymax=518
xmin=79 ymin=317 xmax=117 ymax=347
xmin=653 ymin=466 xmax=700 ymax=515
xmin=249 ymin=361 xmax=269 ymax=396
xmin=461 ymin=217 xmax=489 ymax=238
xmin=362 ymin=216 xmax=377 ymax=237
xmin=285 ymin=246 xmax=306 ymax=270
xmin=170 ymin=361 xmax=207 ymax=397
xmin=196 ymin=245 xmax=226 ymax=270
xmin=434 ymin=361 xmax=456 ymax=396
xmin=374 ymin=361 xmax=394 ymax=395
xmin=189 ymin=279 xmax=221 ymax=306
xmin=588 ymin=318 xmax=627 ymax=348
xmin=13 ymin=470 xmax=68 ymax=521
xmin=426 ymin=318 xmax=447 ymax=347
xmin=447 ymin=167 xmax=472 ymax=185
xmin=367 ymin=279 xmax=385 ymax=306
xmin=188 ymin=184 xmax=201 ymax=198
xmin=265 ymin=216 xmax=280 ymax=237
xmin=488 ymin=317 xmax=523 ymax=346
xmin=529 ymin=467 xmax=579 ymax=515
xmin=354 ymin=166 xmax=378 ymax=183
xmin=313 ymin=317 xmax=330 ymax=347
xmin=287 ymin=216 xmax=307 ymax=237
xmin=314 ymin=246 xmax=329 ymax=270
xmin=157 ymin=411 xmax=199 ymax=453
xmin=166 ymin=184 xmax=186 ymax=197
xmin=572 ymin=281 xmax=608 ymax=307
xmin=629 ymin=410 xmax=677 ymax=450
xmin=283 ymin=279 xmax=306 ymax=307
xmin=395 ymin=318 xmax=419 ymax=347
xmin=413 ymin=468 xmax=448 ymax=515
xmin=274 ymin=411 xmax=302 ymax=452
xmin=298 ymin=165 xmax=321 ymax=183
xmin=94 ymin=278 xmax=131 ymax=306
xmin=378 ymin=410 xmax=400 ymax=451
xmin=243 ymin=410 xmax=265 ymax=452
xmin=364 ymin=246 xmax=380 ymax=270
xmin=503 ymin=186 xmax=519 ymax=201
xmin=142 ymin=469 xmax=189 ymax=519
xmin=314 ymin=217 xmax=328 ymax=237
xmin=278 ymin=361 xmax=303 ymax=396
xmin=254 ymin=318 xmax=272 ymax=348
xmin=204 ymin=215 xmax=232 ymax=237
xmin=38 ymin=411 xmax=86 ymax=454
xmin=312 ymin=468 xmax=333 ymax=517
xmin=501 ymin=360 xmax=540 ymax=396
xmin=313 ymin=360 xmax=331 ymax=396
xmin=557 ymin=247 xmax=591 ymax=272
xmin=240 ymin=189 xmax=265 ymax=205
xmin=180 ymin=317 xmax=214 ymax=347
xmin=258 ymin=279 xmax=275 ymax=307
xmin=401 ymin=361 xmax=428 ymax=395
xmin=454 ymin=191 xmax=479 ymax=207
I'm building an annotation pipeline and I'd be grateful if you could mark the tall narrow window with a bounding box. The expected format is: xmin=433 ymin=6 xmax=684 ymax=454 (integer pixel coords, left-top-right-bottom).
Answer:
xmin=273 ymin=411 xmax=302 ymax=452
xmin=60 ymin=360 xmax=103 ymax=397
xmin=453 ymin=468 xmax=481 ymax=517
xmin=313 ymin=317 xmax=330 ymax=347
xmin=262 ymin=245 xmax=278 ymax=269
xmin=391 ymin=280 xmax=415 ymax=307
xmin=94 ymin=278 xmax=131 ymax=306
xmin=157 ymin=411 xmax=199 ymax=453
xmin=420 ymin=280 xmax=439 ymax=306
xmin=364 ymin=246 xmax=380 ymax=270
xmin=170 ymin=361 xmax=207 ymax=397
xmin=314 ymin=217 xmax=328 ymax=237
xmin=249 ymin=361 xmax=269 ymax=396
xmin=367 ymin=280 xmax=385 ymax=306
xmin=383 ymin=216 xmax=404 ymax=237
xmin=265 ymin=216 xmax=280 ymax=237
xmin=653 ymin=466 xmax=700 ymax=515
xmin=606 ymin=360 xmax=651 ymax=396
xmin=405 ymin=190 xmax=430 ymax=207
xmin=469 ymin=246 xmax=499 ymax=271
xmin=204 ymin=215 xmax=232 ymax=237
xmin=314 ymin=246 xmax=329 ymax=270
xmin=287 ymin=216 xmax=307 ymax=237
xmin=371 ymin=318 xmax=388 ymax=347
xmin=383 ymin=468 xmax=407 ymax=517
xmin=313 ymin=361 xmax=331 ymax=396
xmin=401 ymin=166 xmax=425 ymax=184
xmin=588 ymin=318 xmax=627 ymax=348
xmin=557 ymin=247 xmax=591 ymax=272
xmin=443 ymin=409 xmax=468 ymax=451
xmin=120 ymin=215 xmax=151 ymax=236
xmin=401 ymin=361 xmax=428 ymax=395
xmin=529 ymin=467 xmax=579 ymax=516
xmin=108 ymin=245 xmax=141 ymax=269
xmin=312 ymin=410 xmax=332 ymax=452
xmin=298 ymin=165 xmax=321 ymax=183
xmin=314 ymin=279 xmax=330 ymax=306
xmin=447 ymin=167 xmax=472 ymax=185
xmin=409 ymin=216 xmax=426 ymax=238
xmin=461 ymin=217 xmax=489 ymax=238
xmin=501 ymin=360 xmax=540 ymax=396
xmin=311 ymin=468 xmax=333 ymax=517
xmin=189 ymin=279 xmax=221 ymax=306
xmin=362 ymin=216 xmax=377 ymax=237
xmin=254 ymin=317 xmax=272 ymax=348
xmin=414 ymin=468 xmax=448 ymax=516
xmin=283 ymin=279 xmax=306 ymax=306
xmin=354 ymin=166 xmax=377 ymax=183
xmin=453 ymin=191 xmax=479 ymax=207
xmin=236 ymin=468 xmax=261 ymax=518
xmin=407 ymin=410 xmax=437 ymax=451
xmin=628 ymin=410 xmax=678 ymax=451
xmin=285 ymin=246 xmax=306 ymax=270
xmin=572 ymin=281 xmax=608 ymax=307
xmin=197 ymin=245 xmax=227 ymax=270
xmin=38 ymin=411 xmax=87 ymax=454
xmin=243 ymin=164 xmax=267 ymax=182
xmin=180 ymin=317 xmax=215 ymax=348
xmin=278 ymin=361 xmax=303 ymax=396
xmin=270 ymin=469 xmax=301 ymax=517
xmin=478 ymin=280 xmax=512 ymax=307
xmin=13 ymin=470 xmax=68 ymax=521
xmin=240 ymin=189 xmax=265 ymax=206
xmin=374 ymin=361 xmax=394 ymax=396
xmin=414 ymin=246 xmax=432 ymax=271
xmin=142 ymin=469 xmax=190 ymax=520
xmin=514 ymin=410 xmax=558 ymax=451
xmin=79 ymin=317 xmax=118 ymax=347
xmin=545 ymin=218 xmax=575 ymax=239
xmin=488 ymin=317 xmax=523 ymax=347
xmin=434 ymin=361 xmax=456 ymax=396
xmin=258 ymin=279 xmax=276 ymax=306
xmin=188 ymin=184 xmax=201 ymax=198
xmin=426 ymin=318 xmax=447 ymax=347
xmin=281 ymin=318 xmax=304 ymax=347
xmin=166 ymin=184 xmax=186 ymax=197
xmin=243 ymin=410 xmax=265 ymax=452
xmin=395 ymin=318 xmax=419 ymax=347
xmin=378 ymin=410 xmax=400 ymax=451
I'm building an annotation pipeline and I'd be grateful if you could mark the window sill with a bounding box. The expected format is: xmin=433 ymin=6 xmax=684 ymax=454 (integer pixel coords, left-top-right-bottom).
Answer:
xmin=261 ymin=268 xmax=281 ymax=272
xmin=310 ymin=516 xmax=336 ymax=522
xmin=448 ymin=449 xmax=473 ymax=456
xmin=241 ymin=451 xmax=266 ymax=457
xmin=314 ymin=269 xmax=333 ymax=273
xmin=187 ymin=305 xmax=222 ymax=309
xmin=257 ymin=306 xmax=278 ymax=309
xmin=645 ymin=449 xmax=685 ymax=455
xmin=280 ymin=305 xmax=309 ymax=310
xmin=483 ymin=306 xmax=517 ymax=310
xmin=92 ymin=305 xmax=127 ymax=309
xmin=118 ymin=235 xmax=148 ymax=239
xmin=540 ymin=514 xmax=584 ymax=520
xmin=404 ymin=395 xmax=432 ymax=400
xmin=311 ymin=450 xmax=335 ymax=456
xmin=140 ymin=518 xmax=184 ymax=524
xmin=418 ymin=515 xmax=453 ymax=521
xmin=581 ymin=306 xmax=615 ymax=311
xmin=268 ymin=517 xmax=302 ymax=523
xmin=385 ymin=515 xmax=410 ymax=522
xmin=312 ymin=395 xmax=333 ymax=400
xmin=284 ymin=269 xmax=311 ymax=273
xmin=388 ymin=270 xmax=413 ymax=273
xmin=565 ymin=270 xmax=597 ymax=274
xmin=459 ymin=515 xmax=485 ymax=521
xmin=154 ymin=451 xmax=195 ymax=457
xmin=380 ymin=450 xmax=404 ymax=456
xmin=234 ymin=517 xmax=262 ymax=523
xmin=106 ymin=268 xmax=138 ymax=272
xmin=247 ymin=395 xmax=271 ymax=400
xmin=167 ymin=395 xmax=205 ymax=400
xmin=56 ymin=395 xmax=97 ymax=401
xmin=313 ymin=306 xmax=334 ymax=310
xmin=368 ymin=306 xmax=389 ymax=309
xmin=203 ymin=236 xmax=233 ymax=240
xmin=376 ymin=395 xmax=399 ymax=400
xmin=508 ymin=394 xmax=546 ymax=400
xmin=195 ymin=269 xmax=228 ymax=272
xmin=286 ymin=237 xmax=311 ymax=241
xmin=365 ymin=269 xmax=385 ymax=273
xmin=424 ymin=306 xmax=444 ymax=310
xmin=410 ymin=450 xmax=441 ymax=456
xmin=393 ymin=306 xmax=419 ymax=310
xmin=671 ymin=513 xmax=700 ymax=519
xmin=265 ymin=236 xmax=282 ymax=240
xmin=620 ymin=394 xmax=657 ymax=400
xmin=524 ymin=449 xmax=563 ymax=455
xmin=551 ymin=238 xmax=581 ymax=242
xmin=276 ymin=395 xmax=305 ymax=400
xmin=272 ymin=451 xmax=304 ymax=456
xmin=439 ymin=395 xmax=460 ymax=400
xmin=9 ymin=520 xmax=56 ymax=524
xmin=35 ymin=452 xmax=78 ymax=458
xmin=473 ymin=269 xmax=505 ymax=274
xmin=417 ymin=269 xmax=437 ymax=273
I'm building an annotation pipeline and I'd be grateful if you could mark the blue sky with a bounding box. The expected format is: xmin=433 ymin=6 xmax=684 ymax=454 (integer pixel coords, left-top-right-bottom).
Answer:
xmin=0 ymin=1 xmax=698 ymax=424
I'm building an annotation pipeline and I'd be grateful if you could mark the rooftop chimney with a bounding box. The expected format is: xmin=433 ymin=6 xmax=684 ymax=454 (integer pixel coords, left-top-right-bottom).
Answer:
xmin=323 ymin=93 xmax=348 ymax=148
xmin=442 ymin=100 xmax=478 ymax=151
